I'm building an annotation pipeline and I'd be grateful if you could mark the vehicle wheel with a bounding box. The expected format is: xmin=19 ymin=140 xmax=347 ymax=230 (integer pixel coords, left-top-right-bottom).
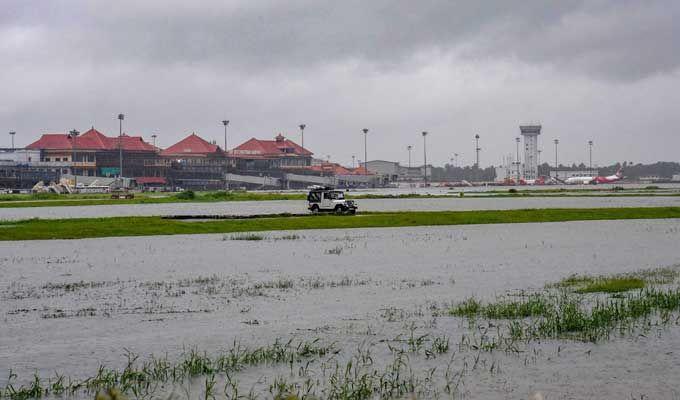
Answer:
xmin=349 ymin=209 xmax=356 ymax=215
xmin=334 ymin=205 xmax=344 ymax=214
xmin=310 ymin=205 xmax=319 ymax=213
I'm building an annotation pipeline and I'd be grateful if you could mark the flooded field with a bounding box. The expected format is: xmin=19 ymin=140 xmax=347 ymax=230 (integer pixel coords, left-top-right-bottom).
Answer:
xmin=2 ymin=219 xmax=680 ymax=398
xmin=2 ymin=195 xmax=680 ymax=221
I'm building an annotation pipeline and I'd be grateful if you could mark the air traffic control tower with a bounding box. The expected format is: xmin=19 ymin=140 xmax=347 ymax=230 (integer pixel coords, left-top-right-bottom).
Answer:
xmin=520 ymin=125 xmax=541 ymax=180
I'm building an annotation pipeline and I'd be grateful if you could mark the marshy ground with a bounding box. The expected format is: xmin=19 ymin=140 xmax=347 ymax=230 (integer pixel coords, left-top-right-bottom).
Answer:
xmin=2 ymin=219 xmax=680 ymax=399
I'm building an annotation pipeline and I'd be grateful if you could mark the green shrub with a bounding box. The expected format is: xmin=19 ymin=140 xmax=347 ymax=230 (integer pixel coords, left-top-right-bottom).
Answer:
xmin=174 ymin=190 xmax=195 ymax=200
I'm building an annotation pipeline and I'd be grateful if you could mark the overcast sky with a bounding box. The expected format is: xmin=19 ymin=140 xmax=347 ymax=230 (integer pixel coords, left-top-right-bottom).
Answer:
xmin=2 ymin=0 xmax=679 ymax=167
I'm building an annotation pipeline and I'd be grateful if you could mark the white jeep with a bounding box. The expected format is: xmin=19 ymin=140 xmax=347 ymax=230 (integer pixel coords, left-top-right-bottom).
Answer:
xmin=307 ymin=186 xmax=357 ymax=214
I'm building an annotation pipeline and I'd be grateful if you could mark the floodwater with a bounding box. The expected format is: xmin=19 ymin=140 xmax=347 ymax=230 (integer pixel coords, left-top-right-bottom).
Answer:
xmin=2 ymin=219 xmax=680 ymax=398
xmin=2 ymin=195 xmax=680 ymax=221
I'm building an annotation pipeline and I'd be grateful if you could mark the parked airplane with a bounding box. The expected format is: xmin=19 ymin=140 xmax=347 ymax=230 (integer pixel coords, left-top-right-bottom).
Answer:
xmin=592 ymin=168 xmax=624 ymax=184
xmin=560 ymin=168 xmax=624 ymax=185
xmin=519 ymin=176 xmax=547 ymax=185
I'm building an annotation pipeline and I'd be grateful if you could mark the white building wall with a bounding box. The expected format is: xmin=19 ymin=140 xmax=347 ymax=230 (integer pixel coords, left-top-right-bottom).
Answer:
xmin=520 ymin=125 xmax=541 ymax=180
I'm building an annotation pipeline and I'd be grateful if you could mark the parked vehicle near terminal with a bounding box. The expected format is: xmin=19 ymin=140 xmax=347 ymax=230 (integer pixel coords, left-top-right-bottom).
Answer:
xmin=307 ymin=186 xmax=357 ymax=214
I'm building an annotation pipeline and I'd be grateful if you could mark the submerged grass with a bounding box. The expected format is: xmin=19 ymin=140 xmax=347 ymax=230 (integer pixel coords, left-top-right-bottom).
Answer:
xmin=2 ymin=207 xmax=680 ymax=241
xmin=549 ymin=266 xmax=679 ymax=293
xmin=449 ymin=267 xmax=680 ymax=342
xmin=575 ymin=277 xmax=645 ymax=293
xmin=1 ymin=338 xmax=335 ymax=400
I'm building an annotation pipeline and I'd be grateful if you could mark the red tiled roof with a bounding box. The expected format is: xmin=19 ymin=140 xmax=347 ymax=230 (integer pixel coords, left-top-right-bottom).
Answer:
xmin=26 ymin=128 xmax=156 ymax=152
xmin=26 ymin=133 xmax=73 ymax=150
xmin=230 ymin=134 xmax=312 ymax=159
xmin=160 ymin=133 xmax=223 ymax=157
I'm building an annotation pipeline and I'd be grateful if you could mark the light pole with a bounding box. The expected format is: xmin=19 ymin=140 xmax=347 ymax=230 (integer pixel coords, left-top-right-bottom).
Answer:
xmin=9 ymin=131 xmax=16 ymax=150
xmin=222 ymin=120 xmax=229 ymax=152
xmin=588 ymin=140 xmax=593 ymax=174
xmin=422 ymin=131 xmax=428 ymax=185
xmin=299 ymin=124 xmax=306 ymax=149
xmin=515 ymin=137 xmax=521 ymax=181
xmin=454 ymin=153 xmax=459 ymax=168
xmin=474 ymin=134 xmax=480 ymax=168
xmin=69 ymin=129 xmax=79 ymax=190
xmin=151 ymin=134 xmax=157 ymax=149
xmin=362 ymin=128 xmax=368 ymax=175
xmin=222 ymin=120 xmax=230 ymax=190
xmin=118 ymin=114 xmax=124 ymax=180
xmin=352 ymin=155 xmax=356 ymax=169
xmin=553 ymin=139 xmax=559 ymax=170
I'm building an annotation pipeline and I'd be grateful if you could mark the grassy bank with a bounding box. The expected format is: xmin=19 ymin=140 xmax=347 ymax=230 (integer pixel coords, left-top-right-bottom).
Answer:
xmin=2 ymin=207 xmax=680 ymax=241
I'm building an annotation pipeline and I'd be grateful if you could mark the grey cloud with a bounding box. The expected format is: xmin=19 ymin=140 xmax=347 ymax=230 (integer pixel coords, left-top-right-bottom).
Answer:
xmin=6 ymin=0 xmax=678 ymax=80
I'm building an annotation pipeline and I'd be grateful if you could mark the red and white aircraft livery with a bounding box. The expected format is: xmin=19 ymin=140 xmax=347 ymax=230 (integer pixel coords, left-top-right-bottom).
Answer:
xmin=563 ymin=168 xmax=623 ymax=185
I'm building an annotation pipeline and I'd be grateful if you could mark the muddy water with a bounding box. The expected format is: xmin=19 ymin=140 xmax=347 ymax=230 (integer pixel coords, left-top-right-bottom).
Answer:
xmin=2 ymin=195 xmax=680 ymax=221
xmin=2 ymin=219 xmax=680 ymax=398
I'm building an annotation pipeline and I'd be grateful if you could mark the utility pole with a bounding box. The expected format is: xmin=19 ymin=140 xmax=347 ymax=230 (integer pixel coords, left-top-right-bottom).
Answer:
xmin=9 ymin=131 xmax=16 ymax=150
xmin=422 ymin=131 xmax=428 ymax=185
xmin=118 ymin=113 xmax=124 ymax=180
xmin=69 ymin=129 xmax=79 ymax=191
xmin=299 ymin=124 xmax=306 ymax=150
xmin=362 ymin=128 xmax=368 ymax=175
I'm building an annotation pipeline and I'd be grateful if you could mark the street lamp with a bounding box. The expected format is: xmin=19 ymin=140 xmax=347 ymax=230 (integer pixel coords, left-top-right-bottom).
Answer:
xmin=588 ymin=140 xmax=593 ymax=173
xmin=422 ymin=131 xmax=428 ymax=185
xmin=454 ymin=153 xmax=459 ymax=168
xmin=69 ymin=129 xmax=80 ymax=190
xmin=362 ymin=128 xmax=368 ymax=175
xmin=352 ymin=155 xmax=356 ymax=169
xmin=151 ymin=134 xmax=157 ymax=149
xmin=474 ymin=134 xmax=480 ymax=167
xmin=9 ymin=131 xmax=16 ymax=150
xmin=117 ymin=113 xmax=124 ymax=179
xmin=299 ymin=124 xmax=306 ymax=150
xmin=553 ymin=139 xmax=559 ymax=169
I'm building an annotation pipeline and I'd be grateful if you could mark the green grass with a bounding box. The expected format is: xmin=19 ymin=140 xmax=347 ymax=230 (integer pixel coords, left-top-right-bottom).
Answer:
xmin=575 ymin=277 xmax=645 ymax=293
xmin=2 ymin=207 xmax=680 ymax=241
